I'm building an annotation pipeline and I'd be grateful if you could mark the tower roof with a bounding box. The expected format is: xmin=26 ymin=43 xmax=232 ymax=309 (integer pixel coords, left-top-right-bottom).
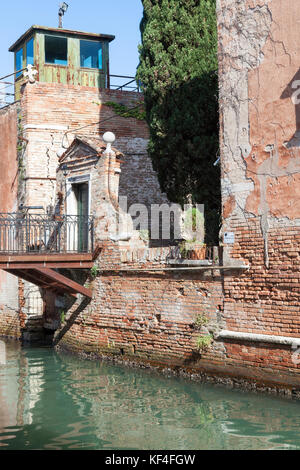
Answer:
xmin=9 ymin=25 xmax=115 ymax=52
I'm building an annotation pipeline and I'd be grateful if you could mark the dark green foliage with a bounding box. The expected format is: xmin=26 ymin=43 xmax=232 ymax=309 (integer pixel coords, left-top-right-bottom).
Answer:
xmin=137 ymin=0 xmax=220 ymax=243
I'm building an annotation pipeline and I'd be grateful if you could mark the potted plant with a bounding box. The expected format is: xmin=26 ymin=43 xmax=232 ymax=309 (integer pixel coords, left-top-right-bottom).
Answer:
xmin=179 ymin=207 xmax=206 ymax=260
xmin=138 ymin=229 xmax=150 ymax=244
xmin=179 ymin=239 xmax=206 ymax=260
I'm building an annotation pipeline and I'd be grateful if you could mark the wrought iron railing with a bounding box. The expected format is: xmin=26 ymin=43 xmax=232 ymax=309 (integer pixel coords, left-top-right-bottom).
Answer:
xmin=0 ymin=213 xmax=94 ymax=254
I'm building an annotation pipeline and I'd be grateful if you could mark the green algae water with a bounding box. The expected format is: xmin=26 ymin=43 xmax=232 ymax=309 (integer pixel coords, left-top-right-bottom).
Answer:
xmin=1 ymin=340 xmax=300 ymax=450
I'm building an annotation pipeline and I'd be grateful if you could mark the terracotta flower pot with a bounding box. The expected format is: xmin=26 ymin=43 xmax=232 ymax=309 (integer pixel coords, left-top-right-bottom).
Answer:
xmin=187 ymin=244 xmax=206 ymax=260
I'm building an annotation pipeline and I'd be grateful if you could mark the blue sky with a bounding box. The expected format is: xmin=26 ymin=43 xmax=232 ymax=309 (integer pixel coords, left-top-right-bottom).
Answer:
xmin=0 ymin=0 xmax=143 ymax=79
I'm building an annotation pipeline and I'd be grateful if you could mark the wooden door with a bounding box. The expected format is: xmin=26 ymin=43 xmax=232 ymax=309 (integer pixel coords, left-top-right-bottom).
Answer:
xmin=75 ymin=183 xmax=89 ymax=252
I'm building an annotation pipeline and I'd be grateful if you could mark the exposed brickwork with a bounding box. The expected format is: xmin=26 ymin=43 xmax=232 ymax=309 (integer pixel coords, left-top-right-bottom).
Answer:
xmin=223 ymin=222 xmax=300 ymax=337
xmin=217 ymin=0 xmax=300 ymax=385
xmin=0 ymin=308 xmax=21 ymax=340
xmin=0 ymin=103 xmax=18 ymax=211
xmin=55 ymin=243 xmax=224 ymax=367
xmin=17 ymin=81 xmax=170 ymax=242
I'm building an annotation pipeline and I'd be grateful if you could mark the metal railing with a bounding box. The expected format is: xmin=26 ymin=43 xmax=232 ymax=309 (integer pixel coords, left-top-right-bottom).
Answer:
xmin=0 ymin=213 xmax=94 ymax=254
xmin=108 ymin=74 xmax=141 ymax=92
xmin=0 ymin=68 xmax=25 ymax=108
xmin=0 ymin=68 xmax=141 ymax=108
xmin=0 ymin=81 xmax=15 ymax=108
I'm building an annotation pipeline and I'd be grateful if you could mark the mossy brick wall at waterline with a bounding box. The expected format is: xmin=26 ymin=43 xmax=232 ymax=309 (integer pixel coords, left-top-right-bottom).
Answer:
xmin=53 ymin=242 xmax=300 ymax=392
xmin=55 ymin=243 xmax=224 ymax=366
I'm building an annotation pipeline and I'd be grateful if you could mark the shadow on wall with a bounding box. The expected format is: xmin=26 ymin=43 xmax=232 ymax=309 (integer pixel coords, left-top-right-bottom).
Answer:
xmin=280 ymin=68 xmax=300 ymax=148
xmin=53 ymin=296 xmax=91 ymax=347
xmin=51 ymin=269 xmax=92 ymax=346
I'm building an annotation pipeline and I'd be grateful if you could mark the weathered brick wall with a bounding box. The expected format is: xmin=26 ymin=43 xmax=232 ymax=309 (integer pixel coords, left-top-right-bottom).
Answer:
xmin=217 ymin=0 xmax=300 ymax=381
xmin=0 ymin=307 xmax=21 ymax=339
xmin=224 ymin=222 xmax=300 ymax=337
xmin=55 ymin=243 xmax=225 ymax=368
xmin=54 ymin=241 xmax=300 ymax=389
xmin=1 ymin=81 xmax=169 ymax=338
xmin=20 ymin=82 xmax=167 ymax=211
xmin=0 ymin=104 xmax=20 ymax=338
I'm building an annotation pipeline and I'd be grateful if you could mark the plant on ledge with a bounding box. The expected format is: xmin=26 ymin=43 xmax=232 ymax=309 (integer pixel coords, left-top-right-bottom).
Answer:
xmin=90 ymin=265 xmax=99 ymax=279
xmin=194 ymin=313 xmax=209 ymax=330
xmin=195 ymin=334 xmax=213 ymax=352
xmin=139 ymin=229 xmax=150 ymax=243
xmin=179 ymin=208 xmax=206 ymax=260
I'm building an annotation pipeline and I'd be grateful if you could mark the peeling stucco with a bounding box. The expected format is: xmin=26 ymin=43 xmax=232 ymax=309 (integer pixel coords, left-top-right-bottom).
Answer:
xmin=218 ymin=0 xmax=300 ymax=266
xmin=218 ymin=0 xmax=272 ymax=219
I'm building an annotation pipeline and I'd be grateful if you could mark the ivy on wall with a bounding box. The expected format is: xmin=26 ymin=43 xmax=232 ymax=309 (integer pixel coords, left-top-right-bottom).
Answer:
xmin=104 ymin=101 xmax=146 ymax=121
xmin=17 ymin=112 xmax=27 ymax=197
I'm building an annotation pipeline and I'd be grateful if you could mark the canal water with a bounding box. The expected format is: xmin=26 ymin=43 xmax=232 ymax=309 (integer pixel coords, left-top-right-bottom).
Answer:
xmin=0 ymin=340 xmax=300 ymax=450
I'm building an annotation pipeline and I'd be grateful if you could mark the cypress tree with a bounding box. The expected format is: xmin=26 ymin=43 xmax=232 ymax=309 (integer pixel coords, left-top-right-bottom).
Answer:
xmin=137 ymin=0 xmax=220 ymax=243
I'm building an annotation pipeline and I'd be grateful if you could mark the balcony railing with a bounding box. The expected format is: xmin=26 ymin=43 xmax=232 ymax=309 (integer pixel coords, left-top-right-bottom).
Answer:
xmin=0 ymin=213 xmax=94 ymax=254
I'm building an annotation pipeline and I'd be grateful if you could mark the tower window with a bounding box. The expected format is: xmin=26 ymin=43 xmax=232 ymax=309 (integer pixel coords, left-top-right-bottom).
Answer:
xmin=16 ymin=48 xmax=23 ymax=77
xmin=80 ymin=40 xmax=102 ymax=69
xmin=45 ymin=35 xmax=68 ymax=66
xmin=26 ymin=38 xmax=34 ymax=66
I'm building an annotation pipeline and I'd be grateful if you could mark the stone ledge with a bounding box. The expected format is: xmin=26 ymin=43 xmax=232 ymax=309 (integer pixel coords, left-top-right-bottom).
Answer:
xmin=167 ymin=259 xmax=213 ymax=266
xmin=217 ymin=330 xmax=300 ymax=348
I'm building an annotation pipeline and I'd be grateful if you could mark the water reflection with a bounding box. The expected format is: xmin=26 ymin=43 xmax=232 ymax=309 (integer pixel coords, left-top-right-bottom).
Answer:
xmin=0 ymin=340 xmax=300 ymax=450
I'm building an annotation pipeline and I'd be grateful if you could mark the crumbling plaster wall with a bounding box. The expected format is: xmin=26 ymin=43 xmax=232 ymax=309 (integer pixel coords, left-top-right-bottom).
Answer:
xmin=218 ymin=0 xmax=300 ymax=252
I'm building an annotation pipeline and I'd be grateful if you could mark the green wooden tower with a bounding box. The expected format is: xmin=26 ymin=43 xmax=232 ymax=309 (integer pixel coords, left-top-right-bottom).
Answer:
xmin=9 ymin=25 xmax=115 ymax=99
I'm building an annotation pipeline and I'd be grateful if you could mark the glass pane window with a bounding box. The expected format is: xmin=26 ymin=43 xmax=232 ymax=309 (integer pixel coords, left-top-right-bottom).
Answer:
xmin=45 ymin=35 xmax=68 ymax=66
xmin=80 ymin=40 xmax=102 ymax=69
xmin=16 ymin=48 xmax=23 ymax=77
xmin=26 ymin=38 xmax=34 ymax=66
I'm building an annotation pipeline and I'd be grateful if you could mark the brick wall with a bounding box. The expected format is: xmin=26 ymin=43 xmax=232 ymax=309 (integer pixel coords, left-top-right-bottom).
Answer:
xmin=53 ymin=240 xmax=300 ymax=390
xmin=51 ymin=2 xmax=300 ymax=391
xmin=55 ymin=242 xmax=225 ymax=367
xmin=0 ymin=104 xmax=20 ymax=338
xmin=217 ymin=0 xmax=300 ymax=384
xmin=20 ymin=82 xmax=166 ymax=212
xmin=0 ymin=81 xmax=169 ymax=339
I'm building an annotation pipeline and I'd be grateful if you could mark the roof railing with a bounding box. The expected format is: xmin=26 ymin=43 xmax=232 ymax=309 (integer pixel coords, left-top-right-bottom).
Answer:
xmin=0 ymin=68 xmax=141 ymax=108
